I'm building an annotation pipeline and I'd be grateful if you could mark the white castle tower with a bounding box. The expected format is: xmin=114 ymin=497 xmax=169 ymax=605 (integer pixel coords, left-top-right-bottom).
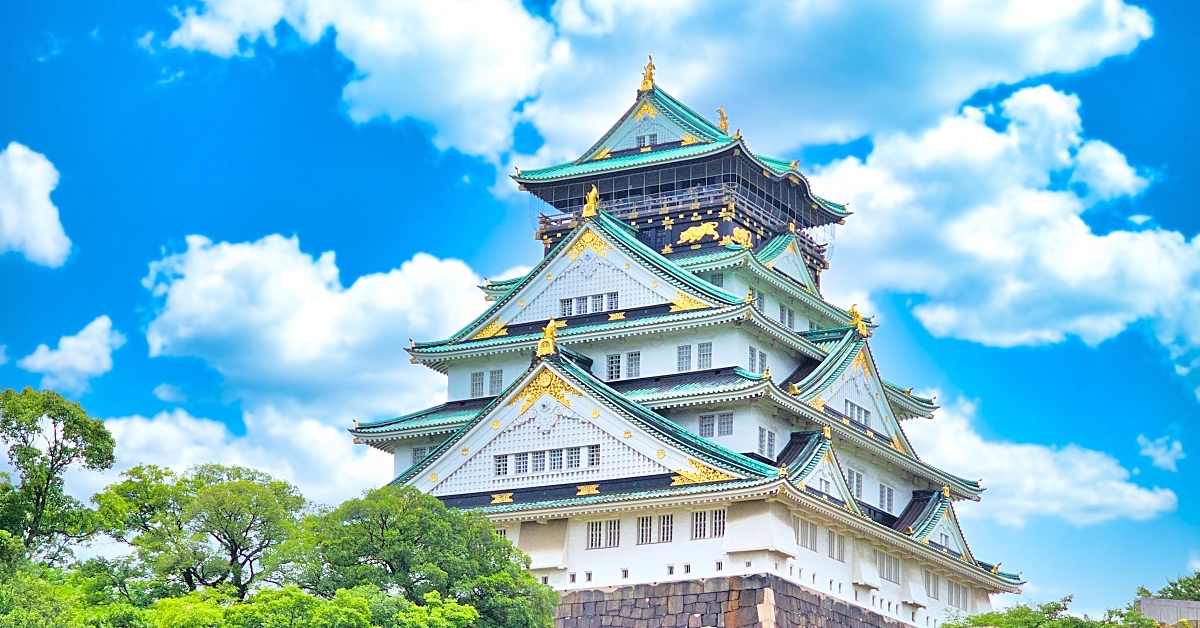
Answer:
xmin=350 ymin=59 xmax=1021 ymax=625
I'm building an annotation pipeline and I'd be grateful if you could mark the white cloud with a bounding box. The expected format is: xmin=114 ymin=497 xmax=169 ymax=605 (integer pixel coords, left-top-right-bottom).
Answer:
xmin=151 ymin=383 xmax=187 ymax=403
xmin=0 ymin=142 xmax=71 ymax=267
xmin=163 ymin=0 xmax=1151 ymax=161
xmin=65 ymin=408 xmax=390 ymax=506
xmin=17 ymin=316 xmax=127 ymax=396
xmin=906 ymin=397 xmax=1177 ymax=527
xmin=143 ymin=234 xmax=489 ymax=421
xmin=810 ymin=85 xmax=1200 ymax=381
xmin=1137 ymin=434 xmax=1185 ymax=472
xmin=1189 ymin=551 xmax=1200 ymax=573
xmin=0 ymin=345 xmax=7 ymax=366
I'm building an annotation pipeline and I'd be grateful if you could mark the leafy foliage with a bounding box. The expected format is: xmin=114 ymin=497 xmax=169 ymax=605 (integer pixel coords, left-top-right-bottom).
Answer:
xmin=93 ymin=464 xmax=308 ymax=599
xmin=1148 ymin=570 xmax=1200 ymax=601
xmin=0 ymin=387 xmax=115 ymax=561
xmin=289 ymin=486 xmax=555 ymax=628
xmin=944 ymin=596 xmax=1159 ymax=628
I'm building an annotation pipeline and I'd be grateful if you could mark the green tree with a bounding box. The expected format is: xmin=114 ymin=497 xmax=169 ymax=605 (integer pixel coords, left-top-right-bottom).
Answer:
xmin=290 ymin=486 xmax=553 ymax=628
xmin=93 ymin=464 xmax=308 ymax=600
xmin=0 ymin=387 xmax=115 ymax=561
xmin=1149 ymin=569 xmax=1200 ymax=601
xmin=945 ymin=596 xmax=1158 ymax=628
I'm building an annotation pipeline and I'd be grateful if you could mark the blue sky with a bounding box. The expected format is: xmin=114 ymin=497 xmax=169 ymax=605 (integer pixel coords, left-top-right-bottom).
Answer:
xmin=0 ymin=0 xmax=1195 ymax=614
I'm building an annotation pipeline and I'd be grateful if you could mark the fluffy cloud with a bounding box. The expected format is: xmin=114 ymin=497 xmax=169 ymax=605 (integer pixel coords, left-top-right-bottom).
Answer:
xmin=151 ymin=383 xmax=187 ymax=403
xmin=0 ymin=142 xmax=71 ymax=267
xmin=65 ymin=408 xmax=390 ymax=506
xmin=1137 ymin=434 xmax=1185 ymax=472
xmin=164 ymin=0 xmax=1151 ymax=161
xmin=17 ymin=316 xmax=126 ymax=396
xmin=810 ymin=85 xmax=1200 ymax=375
xmin=906 ymin=397 xmax=1177 ymax=527
xmin=143 ymin=234 xmax=491 ymax=420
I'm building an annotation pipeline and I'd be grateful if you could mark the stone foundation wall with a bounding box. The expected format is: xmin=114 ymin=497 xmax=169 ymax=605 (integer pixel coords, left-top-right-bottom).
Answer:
xmin=555 ymin=574 xmax=909 ymax=628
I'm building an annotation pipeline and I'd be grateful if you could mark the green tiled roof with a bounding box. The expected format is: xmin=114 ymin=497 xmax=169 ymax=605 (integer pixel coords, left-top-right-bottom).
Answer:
xmin=614 ymin=367 xmax=765 ymax=404
xmin=672 ymin=246 xmax=747 ymax=267
xmin=755 ymin=233 xmax=796 ymax=264
xmin=478 ymin=477 xmax=772 ymax=514
xmin=354 ymin=399 xmax=488 ymax=434
xmin=517 ymin=139 xmax=740 ymax=182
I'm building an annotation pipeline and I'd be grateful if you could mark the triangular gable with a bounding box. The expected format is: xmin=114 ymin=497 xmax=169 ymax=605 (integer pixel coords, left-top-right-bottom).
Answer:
xmin=579 ymin=85 xmax=728 ymax=162
xmin=399 ymin=357 xmax=773 ymax=497
xmin=921 ymin=504 xmax=975 ymax=563
xmin=791 ymin=442 xmax=862 ymax=515
xmin=442 ymin=212 xmax=742 ymax=345
xmin=756 ymin=235 xmax=818 ymax=293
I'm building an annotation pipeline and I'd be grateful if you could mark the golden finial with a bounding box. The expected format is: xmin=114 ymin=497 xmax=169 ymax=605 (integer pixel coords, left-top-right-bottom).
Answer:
xmin=777 ymin=464 xmax=788 ymax=477
xmin=717 ymin=106 xmax=728 ymax=133
xmin=822 ymin=425 xmax=832 ymax=439
xmin=847 ymin=304 xmax=870 ymax=337
xmin=582 ymin=184 xmax=600 ymax=218
xmin=640 ymin=55 xmax=655 ymax=92
xmin=788 ymin=383 xmax=800 ymax=395
xmin=942 ymin=485 xmax=951 ymax=499
xmin=536 ymin=319 xmax=567 ymax=357
xmin=744 ymin=289 xmax=754 ymax=304
xmin=762 ymin=366 xmax=771 ymax=379
xmin=991 ymin=562 xmax=1001 ymax=574
xmin=789 ymin=160 xmax=798 ymax=170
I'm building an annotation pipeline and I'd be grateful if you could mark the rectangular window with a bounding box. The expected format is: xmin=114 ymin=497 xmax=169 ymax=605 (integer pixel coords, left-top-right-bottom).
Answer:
xmin=494 ymin=455 xmax=509 ymax=476
xmin=768 ymin=430 xmax=776 ymax=458
xmin=846 ymin=400 xmax=871 ymax=426
xmin=667 ymin=564 xmax=675 ymax=575
xmin=411 ymin=446 xmax=427 ymax=466
xmin=827 ymin=530 xmax=846 ymax=562
xmin=788 ymin=309 xmax=795 ymax=329
xmin=710 ymin=273 xmax=724 ymax=287
xmin=684 ymin=564 xmax=691 ymax=574
xmin=846 ymin=468 xmax=864 ymax=500
xmin=677 ymin=345 xmax=692 ymax=372
xmin=697 ymin=342 xmax=712 ymax=369
xmin=779 ymin=304 xmax=787 ymax=325
xmin=939 ymin=532 xmax=951 ymax=548
xmin=819 ymin=477 xmax=832 ymax=494
xmin=587 ymin=444 xmax=601 ymax=467
xmin=699 ymin=415 xmax=715 ymax=438
xmin=759 ymin=351 xmax=767 ymax=374
xmin=606 ymin=354 xmax=621 ymax=380
xmin=587 ymin=521 xmax=603 ymax=549
xmin=715 ymin=560 xmax=723 ymax=571
xmin=532 ymin=450 xmax=546 ymax=473
xmin=606 ymin=520 xmax=620 ymax=547
xmin=796 ymin=518 xmax=818 ymax=551
xmin=753 ymin=288 xmax=764 ymax=311
xmin=875 ymin=549 xmax=901 ymax=584
xmin=637 ymin=516 xmax=653 ymax=545
xmin=711 ymin=509 xmax=726 ymax=537
xmin=560 ymin=298 xmax=573 ymax=317
xmin=758 ymin=427 xmax=767 ymax=457
xmin=575 ymin=296 xmax=589 ymax=315
xmin=947 ymin=581 xmax=968 ymax=610
xmin=496 ymin=528 xmax=507 ymax=538
xmin=514 ymin=452 xmax=529 ymax=474
xmin=549 ymin=449 xmax=563 ymax=470
xmin=488 ymin=369 xmax=503 ymax=396
xmin=585 ymin=572 xmax=592 ymax=582
xmin=607 ymin=292 xmax=619 ymax=310
xmin=691 ymin=511 xmax=708 ymax=540
xmin=567 ymin=447 xmax=581 ymax=469
xmin=470 ymin=372 xmax=485 ymax=398
xmin=658 ymin=514 xmax=673 ymax=543
xmin=621 ymin=568 xmax=629 ymax=579
xmin=717 ymin=413 xmax=733 ymax=436
xmin=879 ymin=484 xmax=895 ymax=513
xmin=924 ymin=571 xmax=941 ymax=600
xmin=748 ymin=346 xmax=757 ymax=372
xmin=626 ymin=352 xmax=641 ymax=378
xmin=592 ymin=294 xmax=604 ymax=312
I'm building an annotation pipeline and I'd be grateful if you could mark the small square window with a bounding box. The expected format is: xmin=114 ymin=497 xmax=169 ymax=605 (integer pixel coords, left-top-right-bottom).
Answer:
xmin=494 ymin=455 xmax=509 ymax=476
xmin=621 ymin=568 xmax=629 ymax=579
xmin=626 ymin=352 xmax=641 ymax=378
xmin=541 ymin=576 xmax=549 ymax=585
xmin=606 ymin=354 xmax=621 ymax=380
xmin=411 ymin=446 xmax=427 ymax=465
xmin=550 ymin=449 xmax=563 ymax=470
xmin=677 ymin=345 xmax=692 ymax=372
xmin=667 ymin=564 xmax=675 ymax=575
xmin=715 ymin=560 xmax=723 ymax=571
xmin=607 ymin=292 xmax=619 ymax=310
xmin=560 ymin=299 xmax=573 ymax=317
xmin=587 ymin=444 xmax=601 ymax=466
xmin=569 ymin=573 xmax=577 ymax=583
xmin=684 ymin=564 xmax=692 ymax=574
xmin=575 ymin=296 xmax=589 ymax=315
xmin=699 ymin=415 xmax=715 ymax=438
xmin=592 ymin=294 xmax=604 ymax=312
xmin=470 ymin=372 xmax=485 ymax=398
xmin=717 ymin=413 xmax=733 ymax=436
xmin=488 ymin=369 xmax=503 ymax=396
xmin=585 ymin=572 xmax=593 ymax=582
xmin=567 ymin=447 xmax=581 ymax=469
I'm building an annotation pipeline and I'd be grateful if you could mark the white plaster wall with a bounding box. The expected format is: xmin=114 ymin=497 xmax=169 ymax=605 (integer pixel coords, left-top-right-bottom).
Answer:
xmin=446 ymin=354 xmax=530 ymax=401
xmin=391 ymin=435 xmax=452 ymax=477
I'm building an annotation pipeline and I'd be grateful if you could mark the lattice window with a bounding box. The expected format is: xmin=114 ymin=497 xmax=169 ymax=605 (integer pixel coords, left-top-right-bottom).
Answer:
xmin=607 ymin=354 xmax=621 ymax=380
xmin=489 ymin=369 xmax=503 ymax=396
xmin=575 ymin=296 xmax=589 ymax=315
xmin=659 ymin=514 xmax=673 ymax=542
xmin=411 ymin=447 xmax=426 ymax=466
xmin=711 ymin=509 xmax=725 ymax=538
xmin=587 ymin=444 xmax=601 ymax=466
xmin=513 ymin=258 xmax=657 ymax=324
xmin=494 ymin=455 xmax=508 ymax=476
xmin=699 ymin=415 xmax=715 ymax=438
xmin=550 ymin=449 xmax=563 ymax=470
xmin=587 ymin=521 xmax=604 ymax=549
xmin=637 ymin=516 xmax=653 ymax=545
xmin=691 ymin=511 xmax=708 ymax=539
xmin=514 ymin=452 xmax=529 ymax=474
xmin=532 ymin=451 xmax=546 ymax=472
xmin=846 ymin=468 xmax=864 ymax=499
xmin=567 ymin=447 xmax=581 ymax=469
xmin=626 ymin=352 xmax=641 ymax=378
xmin=710 ymin=273 xmax=724 ymax=287
xmin=470 ymin=372 xmax=485 ymax=398
xmin=875 ymin=549 xmax=901 ymax=584
xmin=677 ymin=345 xmax=692 ymax=372
xmin=697 ymin=342 xmax=712 ymax=369
xmin=758 ymin=427 xmax=776 ymax=458
xmin=846 ymin=400 xmax=871 ymax=427
xmin=796 ymin=517 xmax=817 ymax=551
xmin=717 ymin=413 xmax=733 ymax=436
xmin=925 ymin=571 xmax=941 ymax=600
xmin=948 ymin=581 xmax=968 ymax=609
xmin=592 ymin=294 xmax=604 ymax=312
xmin=879 ymin=484 xmax=895 ymax=513
xmin=560 ymin=299 xmax=573 ymax=317
xmin=748 ymin=346 xmax=757 ymax=373
xmin=607 ymin=292 xmax=619 ymax=310
xmin=759 ymin=351 xmax=767 ymax=374
xmin=827 ymin=530 xmax=846 ymax=562
xmin=606 ymin=520 xmax=621 ymax=547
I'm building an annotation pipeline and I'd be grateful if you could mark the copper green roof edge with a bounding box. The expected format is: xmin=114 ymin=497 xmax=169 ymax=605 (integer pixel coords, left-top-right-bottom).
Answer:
xmin=650 ymin=86 xmax=729 ymax=141
xmin=786 ymin=437 xmax=830 ymax=483
xmin=620 ymin=369 xmax=765 ymax=403
xmin=672 ymin=247 xmax=746 ymax=267
xmin=910 ymin=494 xmax=951 ymax=541
xmin=757 ymin=155 xmax=795 ymax=175
xmin=516 ymin=138 xmax=739 ymax=182
xmin=475 ymin=477 xmax=773 ymax=514
xmin=556 ymin=357 xmax=779 ymax=479
xmin=574 ymin=86 xmax=729 ymax=164
xmin=755 ymin=233 xmax=796 ymax=263
xmin=814 ymin=195 xmax=850 ymax=217
xmin=354 ymin=402 xmax=483 ymax=432
xmin=882 ymin=380 xmax=938 ymax=413
xmin=412 ymin=305 xmax=744 ymax=354
xmin=793 ymin=332 xmax=866 ymax=399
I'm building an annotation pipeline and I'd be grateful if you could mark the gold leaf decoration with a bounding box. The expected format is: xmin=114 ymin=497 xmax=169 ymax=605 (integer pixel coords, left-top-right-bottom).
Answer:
xmin=507 ymin=368 xmax=582 ymax=414
xmin=535 ymin=319 xmax=567 ymax=357
xmin=567 ymin=230 xmax=612 ymax=262
xmin=668 ymin=291 xmax=709 ymax=313
xmin=670 ymin=457 xmax=737 ymax=486
xmin=491 ymin=420 xmax=500 ymax=430
xmin=680 ymin=133 xmax=701 ymax=146
xmin=576 ymin=484 xmax=600 ymax=496
xmin=852 ymin=349 xmax=870 ymax=374
xmin=676 ymin=222 xmax=720 ymax=245
xmin=608 ymin=312 xmax=625 ymax=321
xmin=807 ymin=396 xmax=826 ymax=412
xmin=592 ymin=146 xmax=611 ymax=161
xmin=470 ymin=318 xmax=508 ymax=340
xmin=491 ymin=493 xmax=513 ymax=504
xmin=636 ymin=100 xmax=659 ymax=119
xmin=720 ymin=227 xmax=753 ymax=248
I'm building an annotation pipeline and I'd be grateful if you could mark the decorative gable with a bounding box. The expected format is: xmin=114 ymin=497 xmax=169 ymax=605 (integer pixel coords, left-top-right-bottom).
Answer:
xmin=824 ymin=347 xmax=913 ymax=456
xmin=926 ymin=508 xmax=973 ymax=562
xmin=405 ymin=362 xmax=749 ymax=498
xmin=794 ymin=448 xmax=861 ymax=513
xmin=761 ymin=240 xmax=817 ymax=292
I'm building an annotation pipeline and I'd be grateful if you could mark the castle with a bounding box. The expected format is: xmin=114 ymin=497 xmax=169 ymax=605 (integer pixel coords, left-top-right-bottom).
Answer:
xmin=350 ymin=59 xmax=1020 ymax=625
